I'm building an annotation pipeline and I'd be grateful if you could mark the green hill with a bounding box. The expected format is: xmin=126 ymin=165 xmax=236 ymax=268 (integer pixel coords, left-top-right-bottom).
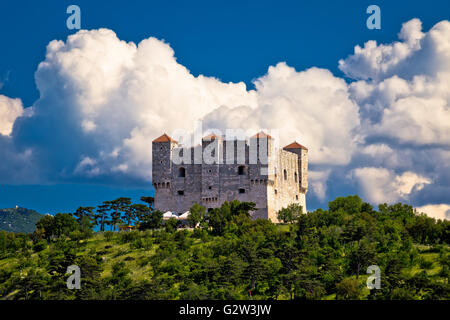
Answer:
xmin=0 ymin=207 xmax=43 ymax=233
xmin=0 ymin=197 xmax=448 ymax=300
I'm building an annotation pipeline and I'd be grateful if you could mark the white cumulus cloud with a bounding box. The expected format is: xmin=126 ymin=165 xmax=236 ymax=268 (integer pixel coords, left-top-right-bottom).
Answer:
xmin=351 ymin=167 xmax=431 ymax=204
xmin=415 ymin=204 xmax=450 ymax=220
xmin=0 ymin=95 xmax=24 ymax=136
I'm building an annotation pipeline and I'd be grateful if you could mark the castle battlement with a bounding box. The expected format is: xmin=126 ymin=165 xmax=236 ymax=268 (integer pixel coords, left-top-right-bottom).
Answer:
xmin=152 ymin=132 xmax=308 ymax=222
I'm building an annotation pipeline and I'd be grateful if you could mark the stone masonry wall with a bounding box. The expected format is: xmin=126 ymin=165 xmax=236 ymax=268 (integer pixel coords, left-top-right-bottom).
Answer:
xmin=152 ymin=136 xmax=307 ymax=222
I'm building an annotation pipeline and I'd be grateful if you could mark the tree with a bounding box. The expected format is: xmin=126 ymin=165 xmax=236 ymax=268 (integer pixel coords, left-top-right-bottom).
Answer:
xmin=207 ymin=201 xmax=256 ymax=235
xmin=329 ymin=195 xmax=363 ymax=214
xmin=187 ymin=203 xmax=206 ymax=228
xmin=140 ymin=196 xmax=154 ymax=209
xmin=36 ymin=213 xmax=79 ymax=240
xmin=109 ymin=198 xmax=131 ymax=230
xmin=73 ymin=207 xmax=95 ymax=224
xmin=138 ymin=209 xmax=163 ymax=230
xmin=35 ymin=215 xmax=56 ymax=240
xmin=117 ymin=197 xmax=133 ymax=227
xmin=54 ymin=213 xmax=80 ymax=238
xmin=277 ymin=204 xmax=303 ymax=224
xmin=336 ymin=278 xmax=362 ymax=300
xmin=165 ymin=218 xmax=179 ymax=233
xmin=96 ymin=202 xmax=111 ymax=232
xmin=348 ymin=239 xmax=376 ymax=279
xmin=130 ymin=204 xmax=149 ymax=228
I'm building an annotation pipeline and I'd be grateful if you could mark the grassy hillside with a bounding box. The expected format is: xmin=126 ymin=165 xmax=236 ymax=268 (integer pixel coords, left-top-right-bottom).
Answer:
xmin=0 ymin=228 xmax=448 ymax=300
xmin=0 ymin=197 xmax=448 ymax=300
xmin=0 ymin=208 xmax=43 ymax=233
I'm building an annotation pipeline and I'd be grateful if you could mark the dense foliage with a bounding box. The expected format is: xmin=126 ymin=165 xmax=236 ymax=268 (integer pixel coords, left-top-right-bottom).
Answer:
xmin=0 ymin=195 xmax=448 ymax=300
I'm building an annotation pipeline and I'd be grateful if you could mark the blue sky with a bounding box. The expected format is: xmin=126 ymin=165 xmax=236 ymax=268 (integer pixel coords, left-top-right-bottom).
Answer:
xmin=0 ymin=0 xmax=449 ymax=218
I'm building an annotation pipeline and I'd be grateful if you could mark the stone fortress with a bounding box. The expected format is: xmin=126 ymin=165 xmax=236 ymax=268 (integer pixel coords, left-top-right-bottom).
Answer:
xmin=152 ymin=131 xmax=308 ymax=223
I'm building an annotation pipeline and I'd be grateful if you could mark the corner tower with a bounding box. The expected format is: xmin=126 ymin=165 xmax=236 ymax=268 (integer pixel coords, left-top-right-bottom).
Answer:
xmin=152 ymin=133 xmax=178 ymax=212
xmin=283 ymin=141 xmax=308 ymax=212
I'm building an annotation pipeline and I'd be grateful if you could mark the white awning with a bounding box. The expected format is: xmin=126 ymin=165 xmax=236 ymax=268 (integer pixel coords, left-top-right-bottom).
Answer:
xmin=179 ymin=211 xmax=190 ymax=219
xmin=163 ymin=211 xmax=173 ymax=218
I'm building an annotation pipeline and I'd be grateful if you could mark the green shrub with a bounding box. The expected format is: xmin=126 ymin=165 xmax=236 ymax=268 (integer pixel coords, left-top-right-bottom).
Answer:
xmin=33 ymin=240 xmax=47 ymax=252
xmin=104 ymin=231 xmax=114 ymax=241
xmin=130 ymin=237 xmax=153 ymax=250
xmin=119 ymin=231 xmax=140 ymax=244
xmin=419 ymin=258 xmax=434 ymax=270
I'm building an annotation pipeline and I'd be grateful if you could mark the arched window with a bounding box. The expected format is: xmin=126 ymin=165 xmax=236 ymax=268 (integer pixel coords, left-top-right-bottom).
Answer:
xmin=178 ymin=167 xmax=186 ymax=177
xmin=238 ymin=165 xmax=245 ymax=175
xmin=283 ymin=169 xmax=287 ymax=180
xmin=294 ymin=172 xmax=298 ymax=182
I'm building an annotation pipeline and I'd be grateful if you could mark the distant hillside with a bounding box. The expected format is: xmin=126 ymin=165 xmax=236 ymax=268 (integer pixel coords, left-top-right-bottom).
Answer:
xmin=0 ymin=207 xmax=43 ymax=233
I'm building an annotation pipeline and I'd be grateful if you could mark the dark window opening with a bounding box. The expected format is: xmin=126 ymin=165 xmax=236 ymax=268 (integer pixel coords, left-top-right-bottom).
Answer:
xmin=239 ymin=188 xmax=245 ymax=194
xmin=274 ymin=189 xmax=278 ymax=195
xmin=178 ymin=167 xmax=186 ymax=177
xmin=178 ymin=190 xmax=184 ymax=196
xmin=208 ymin=186 xmax=212 ymax=190
xmin=294 ymin=172 xmax=298 ymax=182
xmin=238 ymin=165 xmax=245 ymax=175
xmin=296 ymin=195 xmax=299 ymax=200
xmin=283 ymin=169 xmax=287 ymax=180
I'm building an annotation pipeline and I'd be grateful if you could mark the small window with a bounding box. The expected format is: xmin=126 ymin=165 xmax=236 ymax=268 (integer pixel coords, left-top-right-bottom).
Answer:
xmin=178 ymin=190 xmax=184 ymax=196
xmin=294 ymin=172 xmax=298 ymax=182
xmin=208 ymin=186 xmax=212 ymax=190
xmin=239 ymin=188 xmax=245 ymax=194
xmin=178 ymin=167 xmax=186 ymax=177
xmin=160 ymin=160 xmax=163 ymax=164
xmin=208 ymin=169 xmax=212 ymax=173
xmin=283 ymin=169 xmax=287 ymax=180
xmin=274 ymin=189 xmax=278 ymax=195
xmin=296 ymin=195 xmax=299 ymax=200
xmin=160 ymin=146 xmax=163 ymax=150
xmin=238 ymin=165 xmax=245 ymax=175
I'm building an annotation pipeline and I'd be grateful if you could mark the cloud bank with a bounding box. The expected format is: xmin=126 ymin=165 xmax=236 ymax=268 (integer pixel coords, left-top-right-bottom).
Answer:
xmin=1 ymin=19 xmax=449 ymax=219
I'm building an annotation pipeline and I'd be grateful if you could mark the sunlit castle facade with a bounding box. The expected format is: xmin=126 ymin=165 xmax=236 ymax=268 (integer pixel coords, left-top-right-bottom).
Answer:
xmin=152 ymin=132 xmax=308 ymax=223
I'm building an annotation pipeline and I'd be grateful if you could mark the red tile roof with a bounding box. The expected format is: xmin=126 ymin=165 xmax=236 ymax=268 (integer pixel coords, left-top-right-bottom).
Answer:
xmin=152 ymin=133 xmax=178 ymax=143
xmin=283 ymin=141 xmax=308 ymax=150
xmin=202 ymin=133 xmax=223 ymax=141
xmin=251 ymin=131 xmax=272 ymax=139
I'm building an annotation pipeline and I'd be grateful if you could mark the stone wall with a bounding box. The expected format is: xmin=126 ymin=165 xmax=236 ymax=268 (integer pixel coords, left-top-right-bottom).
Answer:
xmin=152 ymin=135 xmax=307 ymax=222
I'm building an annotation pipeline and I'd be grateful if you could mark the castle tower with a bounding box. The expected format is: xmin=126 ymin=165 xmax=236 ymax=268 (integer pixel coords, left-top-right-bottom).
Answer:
xmin=201 ymin=134 xmax=223 ymax=210
xmin=283 ymin=141 xmax=308 ymax=193
xmin=283 ymin=141 xmax=308 ymax=212
xmin=249 ymin=131 xmax=273 ymax=177
xmin=248 ymin=132 xmax=273 ymax=219
xmin=152 ymin=133 xmax=178 ymax=212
